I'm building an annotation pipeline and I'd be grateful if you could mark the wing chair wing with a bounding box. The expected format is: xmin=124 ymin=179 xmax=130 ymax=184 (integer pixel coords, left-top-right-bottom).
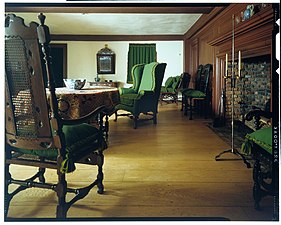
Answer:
xmin=5 ymin=14 xmax=107 ymax=219
xmin=115 ymin=62 xmax=167 ymax=129
xmin=119 ymin=63 xmax=144 ymax=95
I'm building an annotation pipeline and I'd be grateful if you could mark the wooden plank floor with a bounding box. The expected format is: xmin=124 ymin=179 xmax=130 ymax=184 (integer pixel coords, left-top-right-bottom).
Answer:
xmin=7 ymin=103 xmax=274 ymax=221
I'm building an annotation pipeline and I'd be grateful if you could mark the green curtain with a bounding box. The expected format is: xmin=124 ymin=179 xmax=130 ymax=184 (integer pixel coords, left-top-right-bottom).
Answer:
xmin=127 ymin=43 xmax=157 ymax=83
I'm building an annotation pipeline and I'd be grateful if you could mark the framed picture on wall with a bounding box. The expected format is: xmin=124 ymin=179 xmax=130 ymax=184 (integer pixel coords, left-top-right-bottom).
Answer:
xmin=97 ymin=45 xmax=115 ymax=74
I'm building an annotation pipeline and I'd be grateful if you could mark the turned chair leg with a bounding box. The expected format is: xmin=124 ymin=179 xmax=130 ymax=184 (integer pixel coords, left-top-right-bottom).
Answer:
xmin=189 ymin=97 xmax=193 ymax=120
xmin=160 ymin=93 xmax=163 ymax=106
xmin=56 ymin=172 xmax=67 ymax=219
xmin=97 ymin=152 xmax=104 ymax=194
xmin=39 ymin=168 xmax=46 ymax=183
xmin=184 ymin=96 xmax=188 ymax=116
xmin=153 ymin=112 xmax=157 ymax=124
xmin=104 ymin=115 xmax=109 ymax=139
xmin=4 ymin=163 xmax=11 ymax=219
xmin=133 ymin=116 xmax=138 ymax=129
xmin=39 ymin=158 xmax=46 ymax=183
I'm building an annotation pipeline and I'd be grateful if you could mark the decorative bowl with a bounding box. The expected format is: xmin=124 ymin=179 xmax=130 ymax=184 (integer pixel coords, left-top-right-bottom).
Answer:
xmin=63 ymin=79 xmax=86 ymax=90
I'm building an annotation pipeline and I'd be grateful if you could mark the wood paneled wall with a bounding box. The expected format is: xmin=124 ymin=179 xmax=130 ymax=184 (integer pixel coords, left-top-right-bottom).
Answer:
xmin=183 ymin=3 xmax=275 ymax=117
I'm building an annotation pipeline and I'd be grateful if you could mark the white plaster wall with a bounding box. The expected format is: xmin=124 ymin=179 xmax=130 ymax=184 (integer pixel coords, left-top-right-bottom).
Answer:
xmin=54 ymin=41 xmax=183 ymax=87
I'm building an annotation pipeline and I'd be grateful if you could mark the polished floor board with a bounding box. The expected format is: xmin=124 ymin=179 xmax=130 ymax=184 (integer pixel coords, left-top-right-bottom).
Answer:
xmin=7 ymin=103 xmax=274 ymax=221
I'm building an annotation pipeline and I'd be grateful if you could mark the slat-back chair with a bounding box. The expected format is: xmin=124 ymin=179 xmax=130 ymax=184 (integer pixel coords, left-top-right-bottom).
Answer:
xmin=5 ymin=13 xmax=107 ymax=219
xmin=182 ymin=64 xmax=212 ymax=120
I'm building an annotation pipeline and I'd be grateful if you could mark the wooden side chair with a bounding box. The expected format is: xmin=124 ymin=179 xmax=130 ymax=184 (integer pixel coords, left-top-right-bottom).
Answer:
xmin=5 ymin=13 xmax=107 ymax=219
xmin=242 ymin=108 xmax=278 ymax=220
xmin=182 ymin=64 xmax=212 ymax=120
xmin=178 ymin=72 xmax=191 ymax=111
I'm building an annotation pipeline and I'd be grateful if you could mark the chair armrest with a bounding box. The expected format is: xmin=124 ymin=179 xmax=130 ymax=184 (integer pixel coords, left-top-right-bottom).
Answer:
xmin=136 ymin=90 xmax=155 ymax=99
xmin=119 ymin=87 xmax=136 ymax=95
xmin=61 ymin=105 xmax=106 ymax=125
xmin=245 ymin=110 xmax=272 ymax=121
xmin=244 ymin=109 xmax=272 ymax=130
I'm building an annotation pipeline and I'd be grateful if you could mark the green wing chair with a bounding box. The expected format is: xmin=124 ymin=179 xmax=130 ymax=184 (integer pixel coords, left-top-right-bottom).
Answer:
xmin=115 ymin=62 xmax=167 ymax=129
xmin=159 ymin=75 xmax=181 ymax=105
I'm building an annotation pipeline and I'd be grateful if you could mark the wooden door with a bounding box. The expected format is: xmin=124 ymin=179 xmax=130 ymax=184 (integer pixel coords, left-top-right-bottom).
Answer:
xmin=50 ymin=44 xmax=67 ymax=87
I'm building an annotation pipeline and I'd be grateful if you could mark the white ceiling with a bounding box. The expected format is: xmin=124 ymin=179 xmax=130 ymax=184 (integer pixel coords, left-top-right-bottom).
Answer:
xmin=12 ymin=12 xmax=202 ymax=35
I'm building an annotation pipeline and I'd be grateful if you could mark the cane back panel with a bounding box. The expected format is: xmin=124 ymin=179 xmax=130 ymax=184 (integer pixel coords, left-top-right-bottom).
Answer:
xmin=5 ymin=15 xmax=55 ymax=150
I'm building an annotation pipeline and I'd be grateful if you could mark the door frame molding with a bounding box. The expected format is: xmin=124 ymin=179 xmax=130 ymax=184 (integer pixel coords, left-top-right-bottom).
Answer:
xmin=50 ymin=43 xmax=67 ymax=79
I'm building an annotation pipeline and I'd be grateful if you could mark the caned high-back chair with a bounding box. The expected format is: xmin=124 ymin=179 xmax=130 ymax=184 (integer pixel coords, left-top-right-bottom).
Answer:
xmin=5 ymin=13 xmax=107 ymax=219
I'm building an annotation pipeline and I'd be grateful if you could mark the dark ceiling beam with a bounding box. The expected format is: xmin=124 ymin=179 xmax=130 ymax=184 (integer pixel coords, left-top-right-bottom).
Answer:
xmin=5 ymin=3 xmax=226 ymax=14
xmin=51 ymin=35 xmax=184 ymax=42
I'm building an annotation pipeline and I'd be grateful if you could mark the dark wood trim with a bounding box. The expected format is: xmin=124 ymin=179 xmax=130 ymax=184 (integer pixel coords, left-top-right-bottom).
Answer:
xmin=183 ymin=3 xmax=275 ymax=117
xmin=49 ymin=43 xmax=67 ymax=78
xmin=208 ymin=5 xmax=274 ymax=47
xmin=51 ymin=35 xmax=184 ymax=42
xmin=5 ymin=3 xmax=223 ymax=14
xmin=184 ymin=6 xmax=227 ymax=39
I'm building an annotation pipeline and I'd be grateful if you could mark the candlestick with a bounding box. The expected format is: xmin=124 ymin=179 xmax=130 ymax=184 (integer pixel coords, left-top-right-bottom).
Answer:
xmin=238 ymin=50 xmax=241 ymax=78
xmin=225 ymin=53 xmax=228 ymax=78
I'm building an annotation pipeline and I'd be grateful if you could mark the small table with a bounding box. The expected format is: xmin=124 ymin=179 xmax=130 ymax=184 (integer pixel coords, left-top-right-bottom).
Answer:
xmin=53 ymin=87 xmax=119 ymax=119
xmin=48 ymin=87 xmax=120 ymax=137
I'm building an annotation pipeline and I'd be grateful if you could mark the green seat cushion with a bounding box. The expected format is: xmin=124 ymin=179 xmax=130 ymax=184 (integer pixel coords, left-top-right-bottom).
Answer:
xmin=182 ymin=89 xmax=206 ymax=98
xmin=10 ymin=123 xmax=101 ymax=173
xmin=242 ymin=127 xmax=272 ymax=155
xmin=120 ymin=93 xmax=139 ymax=107
xmin=119 ymin=87 xmax=136 ymax=95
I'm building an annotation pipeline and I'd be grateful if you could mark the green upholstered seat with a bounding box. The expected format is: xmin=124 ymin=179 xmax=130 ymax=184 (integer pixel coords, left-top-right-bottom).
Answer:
xmin=115 ymin=62 xmax=167 ymax=128
xmin=182 ymin=89 xmax=206 ymax=98
xmin=10 ymin=123 xmax=103 ymax=173
xmin=242 ymin=126 xmax=272 ymax=155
